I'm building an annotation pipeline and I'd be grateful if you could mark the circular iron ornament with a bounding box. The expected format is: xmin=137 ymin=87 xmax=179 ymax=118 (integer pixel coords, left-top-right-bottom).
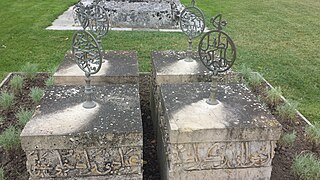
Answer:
xmin=74 ymin=3 xmax=90 ymax=29
xmin=180 ymin=6 xmax=205 ymax=39
xmin=88 ymin=4 xmax=109 ymax=38
xmin=198 ymin=30 xmax=236 ymax=74
xmin=72 ymin=30 xmax=102 ymax=75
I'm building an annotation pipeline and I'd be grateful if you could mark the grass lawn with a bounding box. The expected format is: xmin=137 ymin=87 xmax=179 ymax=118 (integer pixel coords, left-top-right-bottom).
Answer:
xmin=0 ymin=0 xmax=319 ymax=123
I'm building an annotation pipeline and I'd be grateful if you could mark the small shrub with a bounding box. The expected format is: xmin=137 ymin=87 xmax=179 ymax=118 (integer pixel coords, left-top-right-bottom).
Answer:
xmin=0 ymin=92 xmax=14 ymax=110
xmin=0 ymin=167 xmax=4 ymax=180
xmin=15 ymin=108 xmax=34 ymax=126
xmin=0 ymin=126 xmax=21 ymax=150
xmin=266 ymin=86 xmax=282 ymax=107
xmin=305 ymin=122 xmax=320 ymax=150
xmin=45 ymin=76 xmax=54 ymax=87
xmin=47 ymin=66 xmax=58 ymax=76
xmin=21 ymin=62 xmax=38 ymax=80
xmin=276 ymin=99 xmax=298 ymax=120
xmin=29 ymin=87 xmax=44 ymax=104
xmin=278 ymin=131 xmax=296 ymax=147
xmin=239 ymin=64 xmax=252 ymax=80
xmin=248 ymin=73 xmax=263 ymax=89
xmin=0 ymin=116 xmax=4 ymax=125
xmin=292 ymin=153 xmax=320 ymax=180
xmin=9 ymin=75 xmax=24 ymax=94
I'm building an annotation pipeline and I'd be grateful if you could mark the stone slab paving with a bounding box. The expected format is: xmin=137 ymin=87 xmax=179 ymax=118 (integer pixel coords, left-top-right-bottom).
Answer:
xmin=46 ymin=0 xmax=183 ymax=32
xmin=54 ymin=50 xmax=139 ymax=85
xmin=157 ymin=82 xmax=282 ymax=180
xmin=21 ymin=84 xmax=143 ymax=179
xmin=46 ymin=0 xmax=210 ymax=32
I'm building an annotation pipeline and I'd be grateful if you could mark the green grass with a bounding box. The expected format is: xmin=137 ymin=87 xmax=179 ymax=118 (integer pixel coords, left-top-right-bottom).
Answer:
xmin=45 ymin=76 xmax=54 ymax=86
xmin=9 ymin=75 xmax=23 ymax=94
xmin=0 ymin=0 xmax=319 ymax=123
xmin=0 ymin=116 xmax=4 ymax=125
xmin=276 ymin=99 xmax=299 ymax=120
xmin=20 ymin=62 xmax=38 ymax=80
xmin=266 ymin=86 xmax=283 ymax=107
xmin=278 ymin=131 xmax=296 ymax=147
xmin=0 ymin=167 xmax=3 ymax=180
xmin=247 ymin=73 xmax=263 ymax=90
xmin=0 ymin=126 xmax=21 ymax=150
xmin=305 ymin=122 xmax=320 ymax=149
xmin=0 ymin=92 xmax=14 ymax=110
xmin=292 ymin=152 xmax=320 ymax=180
xmin=29 ymin=87 xmax=44 ymax=104
xmin=15 ymin=108 xmax=34 ymax=127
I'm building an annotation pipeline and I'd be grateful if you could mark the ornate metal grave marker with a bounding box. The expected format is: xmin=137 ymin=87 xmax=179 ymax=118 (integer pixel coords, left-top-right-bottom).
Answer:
xmin=198 ymin=14 xmax=236 ymax=105
xmin=72 ymin=0 xmax=109 ymax=108
xmin=74 ymin=0 xmax=109 ymax=42
xmin=180 ymin=0 xmax=205 ymax=62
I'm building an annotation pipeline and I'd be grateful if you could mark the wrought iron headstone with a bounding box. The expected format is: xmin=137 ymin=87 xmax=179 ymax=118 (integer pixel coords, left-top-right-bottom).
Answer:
xmin=72 ymin=0 xmax=109 ymax=108
xmin=198 ymin=14 xmax=236 ymax=105
xmin=179 ymin=0 xmax=205 ymax=62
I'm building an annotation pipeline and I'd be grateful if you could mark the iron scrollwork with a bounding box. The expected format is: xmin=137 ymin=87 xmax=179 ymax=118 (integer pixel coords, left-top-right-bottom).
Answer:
xmin=71 ymin=0 xmax=109 ymax=109
xmin=179 ymin=0 xmax=205 ymax=62
xmin=198 ymin=14 xmax=237 ymax=105
xmin=74 ymin=0 xmax=109 ymax=40
xmin=72 ymin=31 xmax=102 ymax=76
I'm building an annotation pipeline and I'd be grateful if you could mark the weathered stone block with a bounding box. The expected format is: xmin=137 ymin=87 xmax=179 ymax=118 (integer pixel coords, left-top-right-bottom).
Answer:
xmin=97 ymin=0 xmax=182 ymax=29
xmin=21 ymin=84 xmax=143 ymax=179
xmin=53 ymin=50 xmax=139 ymax=85
xmin=156 ymin=82 xmax=282 ymax=180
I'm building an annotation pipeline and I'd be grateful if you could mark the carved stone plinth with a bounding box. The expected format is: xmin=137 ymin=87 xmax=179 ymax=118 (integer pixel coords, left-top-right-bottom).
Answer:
xmin=21 ymin=84 xmax=143 ymax=179
xmin=156 ymin=82 xmax=282 ymax=180
xmin=53 ymin=50 xmax=139 ymax=85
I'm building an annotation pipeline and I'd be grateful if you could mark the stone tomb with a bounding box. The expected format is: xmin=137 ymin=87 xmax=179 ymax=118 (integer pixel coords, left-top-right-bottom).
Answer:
xmin=151 ymin=51 xmax=282 ymax=179
xmin=96 ymin=0 xmax=182 ymax=29
xmin=54 ymin=50 xmax=139 ymax=85
xmin=156 ymin=82 xmax=282 ymax=180
xmin=21 ymin=84 xmax=143 ymax=179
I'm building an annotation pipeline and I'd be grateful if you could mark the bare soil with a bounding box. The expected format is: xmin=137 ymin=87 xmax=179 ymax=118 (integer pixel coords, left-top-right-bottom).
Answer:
xmin=0 ymin=73 xmax=319 ymax=180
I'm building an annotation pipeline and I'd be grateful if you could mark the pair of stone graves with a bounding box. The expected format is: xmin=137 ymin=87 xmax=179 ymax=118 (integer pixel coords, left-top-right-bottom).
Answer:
xmin=21 ymin=0 xmax=282 ymax=179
